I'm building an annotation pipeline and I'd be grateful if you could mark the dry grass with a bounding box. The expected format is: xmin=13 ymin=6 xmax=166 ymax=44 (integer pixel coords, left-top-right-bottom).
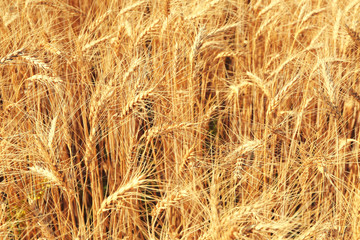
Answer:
xmin=1 ymin=0 xmax=360 ymax=239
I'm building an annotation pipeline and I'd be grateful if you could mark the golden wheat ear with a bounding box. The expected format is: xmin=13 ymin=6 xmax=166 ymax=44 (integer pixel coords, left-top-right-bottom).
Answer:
xmin=0 ymin=47 xmax=24 ymax=63
xmin=345 ymin=24 xmax=360 ymax=47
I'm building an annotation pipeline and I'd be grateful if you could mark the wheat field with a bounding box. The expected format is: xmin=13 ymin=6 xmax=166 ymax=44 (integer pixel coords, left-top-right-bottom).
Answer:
xmin=1 ymin=0 xmax=360 ymax=239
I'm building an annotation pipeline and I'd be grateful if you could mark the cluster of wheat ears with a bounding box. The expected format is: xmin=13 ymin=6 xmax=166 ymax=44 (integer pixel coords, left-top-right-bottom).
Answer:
xmin=2 ymin=0 xmax=360 ymax=239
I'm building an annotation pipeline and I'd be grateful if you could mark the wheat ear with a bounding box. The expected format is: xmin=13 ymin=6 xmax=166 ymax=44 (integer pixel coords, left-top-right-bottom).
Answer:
xmin=134 ymin=19 xmax=161 ymax=46
xmin=18 ymin=53 xmax=51 ymax=71
xmin=345 ymin=24 xmax=360 ymax=47
xmin=300 ymin=8 xmax=326 ymax=25
xmin=98 ymin=175 xmax=145 ymax=213
xmin=151 ymin=190 xmax=188 ymax=217
xmin=0 ymin=47 xmax=24 ymax=63
xmin=29 ymin=165 xmax=74 ymax=196
xmin=144 ymin=122 xmax=196 ymax=142
xmin=267 ymin=74 xmax=300 ymax=115
xmin=82 ymin=34 xmax=116 ymax=52
xmin=113 ymin=89 xmax=155 ymax=121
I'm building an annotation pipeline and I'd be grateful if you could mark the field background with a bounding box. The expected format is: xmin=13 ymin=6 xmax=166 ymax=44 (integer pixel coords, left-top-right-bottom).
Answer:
xmin=1 ymin=0 xmax=360 ymax=239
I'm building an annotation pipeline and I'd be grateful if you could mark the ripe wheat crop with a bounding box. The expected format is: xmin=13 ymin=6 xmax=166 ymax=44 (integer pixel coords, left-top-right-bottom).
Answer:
xmin=1 ymin=0 xmax=360 ymax=239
